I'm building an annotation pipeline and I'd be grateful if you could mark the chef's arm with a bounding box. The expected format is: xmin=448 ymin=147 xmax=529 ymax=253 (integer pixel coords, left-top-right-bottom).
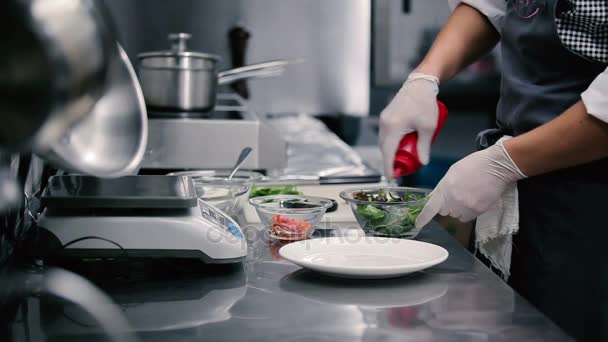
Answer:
xmin=415 ymin=3 xmax=500 ymax=82
xmin=504 ymin=100 xmax=608 ymax=176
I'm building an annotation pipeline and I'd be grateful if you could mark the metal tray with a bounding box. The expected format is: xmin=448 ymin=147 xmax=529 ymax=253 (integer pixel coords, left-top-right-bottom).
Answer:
xmin=41 ymin=175 xmax=198 ymax=209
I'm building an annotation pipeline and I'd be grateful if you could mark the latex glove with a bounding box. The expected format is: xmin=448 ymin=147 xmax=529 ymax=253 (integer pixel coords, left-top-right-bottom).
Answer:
xmin=379 ymin=73 xmax=440 ymax=179
xmin=415 ymin=138 xmax=526 ymax=228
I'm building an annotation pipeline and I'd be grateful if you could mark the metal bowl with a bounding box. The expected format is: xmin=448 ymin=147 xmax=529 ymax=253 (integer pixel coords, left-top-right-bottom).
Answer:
xmin=36 ymin=44 xmax=148 ymax=177
xmin=0 ymin=0 xmax=116 ymax=152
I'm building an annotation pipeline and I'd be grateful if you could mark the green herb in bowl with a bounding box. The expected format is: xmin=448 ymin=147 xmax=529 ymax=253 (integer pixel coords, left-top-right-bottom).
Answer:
xmin=249 ymin=184 xmax=303 ymax=198
xmin=340 ymin=187 xmax=430 ymax=238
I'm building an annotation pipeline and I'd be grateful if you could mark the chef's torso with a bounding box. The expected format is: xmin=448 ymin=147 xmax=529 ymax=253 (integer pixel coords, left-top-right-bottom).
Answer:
xmin=496 ymin=0 xmax=606 ymax=136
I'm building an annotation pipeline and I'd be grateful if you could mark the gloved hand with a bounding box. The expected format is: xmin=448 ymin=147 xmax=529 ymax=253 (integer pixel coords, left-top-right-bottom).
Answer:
xmin=379 ymin=72 xmax=440 ymax=179
xmin=415 ymin=137 xmax=527 ymax=228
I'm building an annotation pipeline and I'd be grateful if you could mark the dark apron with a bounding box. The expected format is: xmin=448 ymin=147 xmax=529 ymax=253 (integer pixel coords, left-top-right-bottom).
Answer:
xmin=476 ymin=0 xmax=608 ymax=340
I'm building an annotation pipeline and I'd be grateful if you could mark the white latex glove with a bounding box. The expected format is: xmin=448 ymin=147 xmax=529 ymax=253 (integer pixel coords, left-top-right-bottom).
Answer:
xmin=415 ymin=138 xmax=527 ymax=228
xmin=379 ymin=73 xmax=440 ymax=179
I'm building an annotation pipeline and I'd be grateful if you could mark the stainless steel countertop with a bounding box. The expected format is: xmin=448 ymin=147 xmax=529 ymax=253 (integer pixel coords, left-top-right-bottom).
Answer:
xmin=21 ymin=223 xmax=573 ymax=342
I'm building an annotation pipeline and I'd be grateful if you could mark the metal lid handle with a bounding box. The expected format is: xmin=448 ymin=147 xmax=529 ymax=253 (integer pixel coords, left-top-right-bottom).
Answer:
xmin=168 ymin=33 xmax=191 ymax=52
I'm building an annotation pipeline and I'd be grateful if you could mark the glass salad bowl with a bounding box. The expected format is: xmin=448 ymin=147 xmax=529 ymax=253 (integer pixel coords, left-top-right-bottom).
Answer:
xmin=340 ymin=187 xmax=430 ymax=239
xmin=194 ymin=182 xmax=249 ymax=215
xmin=168 ymin=170 xmax=264 ymax=186
xmin=249 ymin=195 xmax=334 ymax=241
xmin=167 ymin=170 xmax=258 ymax=215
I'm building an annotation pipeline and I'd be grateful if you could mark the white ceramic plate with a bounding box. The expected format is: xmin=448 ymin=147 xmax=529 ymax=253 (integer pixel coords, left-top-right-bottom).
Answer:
xmin=279 ymin=237 xmax=448 ymax=279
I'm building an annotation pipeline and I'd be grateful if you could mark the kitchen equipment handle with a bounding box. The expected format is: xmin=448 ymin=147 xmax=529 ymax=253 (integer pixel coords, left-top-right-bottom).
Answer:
xmin=218 ymin=60 xmax=290 ymax=77
xmin=217 ymin=60 xmax=291 ymax=85
xmin=168 ymin=32 xmax=192 ymax=52
xmin=218 ymin=68 xmax=285 ymax=85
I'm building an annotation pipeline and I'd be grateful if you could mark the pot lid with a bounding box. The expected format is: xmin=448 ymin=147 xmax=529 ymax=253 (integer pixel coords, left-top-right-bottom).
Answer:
xmin=137 ymin=33 xmax=220 ymax=62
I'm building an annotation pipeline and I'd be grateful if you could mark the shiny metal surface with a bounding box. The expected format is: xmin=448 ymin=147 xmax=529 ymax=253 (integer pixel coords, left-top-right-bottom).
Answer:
xmin=0 ymin=155 xmax=21 ymax=213
xmin=138 ymin=54 xmax=219 ymax=70
xmin=16 ymin=224 xmax=572 ymax=341
xmin=142 ymin=93 xmax=287 ymax=171
xmin=139 ymin=60 xmax=287 ymax=112
xmin=0 ymin=0 xmax=116 ymax=151
xmin=228 ymin=147 xmax=253 ymax=180
xmin=138 ymin=33 xmax=289 ymax=112
xmin=2 ymin=268 xmax=138 ymax=342
xmin=137 ymin=32 xmax=220 ymax=111
xmin=216 ymin=60 xmax=289 ymax=85
xmin=138 ymin=64 xmax=219 ymax=111
xmin=36 ymin=44 xmax=148 ymax=177
xmin=169 ymin=33 xmax=192 ymax=52
xmin=137 ymin=33 xmax=221 ymax=67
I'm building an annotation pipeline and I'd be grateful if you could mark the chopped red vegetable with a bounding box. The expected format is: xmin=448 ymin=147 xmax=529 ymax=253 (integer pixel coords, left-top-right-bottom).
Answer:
xmin=271 ymin=215 xmax=312 ymax=240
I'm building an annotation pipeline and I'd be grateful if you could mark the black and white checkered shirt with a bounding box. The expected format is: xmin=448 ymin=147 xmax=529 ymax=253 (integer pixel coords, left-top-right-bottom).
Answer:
xmin=555 ymin=0 xmax=608 ymax=63
xmin=449 ymin=0 xmax=608 ymax=123
xmin=450 ymin=0 xmax=608 ymax=63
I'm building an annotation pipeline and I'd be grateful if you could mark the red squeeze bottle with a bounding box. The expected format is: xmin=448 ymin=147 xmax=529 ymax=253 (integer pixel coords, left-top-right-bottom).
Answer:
xmin=393 ymin=101 xmax=448 ymax=179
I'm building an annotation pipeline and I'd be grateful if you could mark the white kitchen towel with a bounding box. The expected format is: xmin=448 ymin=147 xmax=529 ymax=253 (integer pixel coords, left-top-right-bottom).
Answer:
xmin=475 ymin=162 xmax=520 ymax=280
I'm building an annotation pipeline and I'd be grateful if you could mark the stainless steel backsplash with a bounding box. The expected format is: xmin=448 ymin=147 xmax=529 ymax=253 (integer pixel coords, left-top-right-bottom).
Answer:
xmin=101 ymin=0 xmax=371 ymax=116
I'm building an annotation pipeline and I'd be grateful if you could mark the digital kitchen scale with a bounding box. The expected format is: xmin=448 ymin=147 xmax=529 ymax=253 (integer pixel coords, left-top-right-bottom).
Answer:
xmin=34 ymin=175 xmax=247 ymax=263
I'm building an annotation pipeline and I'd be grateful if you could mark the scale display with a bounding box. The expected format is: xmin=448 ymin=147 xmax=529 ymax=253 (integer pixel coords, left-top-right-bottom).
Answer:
xmin=198 ymin=201 xmax=244 ymax=239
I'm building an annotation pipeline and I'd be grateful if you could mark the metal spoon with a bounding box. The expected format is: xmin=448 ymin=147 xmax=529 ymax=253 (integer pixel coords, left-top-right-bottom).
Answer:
xmin=227 ymin=147 xmax=252 ymax=180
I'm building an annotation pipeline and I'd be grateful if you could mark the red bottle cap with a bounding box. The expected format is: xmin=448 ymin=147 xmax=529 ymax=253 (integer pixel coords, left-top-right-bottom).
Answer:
xmin=393 ymin=101 xmax=448 ymax=179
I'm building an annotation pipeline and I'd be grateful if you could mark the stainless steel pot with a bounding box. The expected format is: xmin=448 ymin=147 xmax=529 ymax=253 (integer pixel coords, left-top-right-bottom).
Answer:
xmin=0 ymin=0 xmax=117 ymax=152
xmin=35 ymin=43 xmax=148 ymax=177
xmin=137 ymin=33 xmax=289 ymax=112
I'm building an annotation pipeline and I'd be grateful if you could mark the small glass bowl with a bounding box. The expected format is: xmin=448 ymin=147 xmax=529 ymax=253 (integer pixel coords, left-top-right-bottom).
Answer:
xmin=169 ymin=170 xmax=264 ymax=186
xmin=168 ymin=170 xmax=264 ymax=215
xmin=195 ymin=182 xmax=249 ymax=215
xmin=249 ymin=195 xmax=334 ymax=241
xmin=340 ymin=187 xmax=430 ymax=239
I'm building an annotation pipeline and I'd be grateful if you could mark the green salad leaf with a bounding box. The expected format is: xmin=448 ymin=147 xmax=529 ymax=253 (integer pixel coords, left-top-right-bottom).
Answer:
xmin=353 ymin=189 xmax=425 ymax=203
xmin=249 ymin=184 xmax=303 ymax=198
xmin=354 ymin=192 xmax=427 ymax=236
xmin=405 ymin=204 xmax=424 ymax=226
xmin=356 ymin=205 xmax=387 ymax=224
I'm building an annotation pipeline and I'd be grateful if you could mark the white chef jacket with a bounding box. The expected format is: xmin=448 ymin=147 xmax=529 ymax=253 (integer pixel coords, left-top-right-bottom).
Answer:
xmin=448 ymin=0 xmax=608 ymax=123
